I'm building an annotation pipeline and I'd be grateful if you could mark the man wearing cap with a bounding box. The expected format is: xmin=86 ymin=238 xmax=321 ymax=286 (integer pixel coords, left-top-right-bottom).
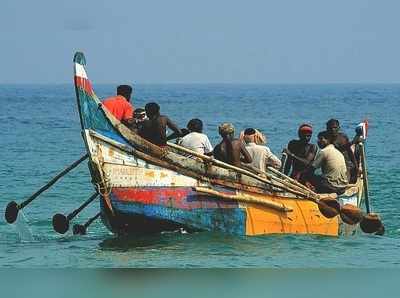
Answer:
xmin=213 ymin=123 xmax=252 ymax=168
xmin=102 ymin=85 xmax=134 ymax=126
xmin=242 ymin=128 xmax=281 ymax=172
xmin=283 ymin=123 xmax=318 ymax=183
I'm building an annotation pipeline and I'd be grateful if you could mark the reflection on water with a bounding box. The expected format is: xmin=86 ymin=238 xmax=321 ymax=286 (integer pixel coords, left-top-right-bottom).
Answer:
xmin=13 ymin=211 xmax=34 ymax=242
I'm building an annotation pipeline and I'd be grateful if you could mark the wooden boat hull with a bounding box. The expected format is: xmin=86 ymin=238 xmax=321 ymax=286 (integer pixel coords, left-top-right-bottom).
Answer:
xmin=73 ymin=52 xmax=363 ymax=237
xmin=86 ymin=130 xmax=361 ymax=237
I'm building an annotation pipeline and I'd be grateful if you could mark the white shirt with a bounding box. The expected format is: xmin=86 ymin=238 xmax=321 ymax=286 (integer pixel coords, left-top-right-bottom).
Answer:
xmin=179 ymin=132 xmax=213 ymax=155
xmin=245 ymin=142 xmax=282 ymax=172
xmin=312 ymin=144 xmax=348 ymax=188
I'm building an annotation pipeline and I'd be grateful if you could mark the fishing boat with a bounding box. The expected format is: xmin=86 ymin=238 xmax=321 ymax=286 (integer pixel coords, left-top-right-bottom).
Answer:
xmin=72 ymin=52 xmax=376 ymax=237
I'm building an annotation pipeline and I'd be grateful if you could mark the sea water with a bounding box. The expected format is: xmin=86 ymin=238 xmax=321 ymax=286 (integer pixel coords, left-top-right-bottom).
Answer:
xmin=0 ymin=84 xmax=399 ymax=268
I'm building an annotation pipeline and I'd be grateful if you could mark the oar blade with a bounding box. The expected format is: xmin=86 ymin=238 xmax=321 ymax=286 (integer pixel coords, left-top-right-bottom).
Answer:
xmin=318 ymin=197 xmax=341 ymax=218
xmin=340 ymin=204 xmax=363 ymax=225
xmin=73 ymin=224 xmax=87 ymax=235
xmin=5 ymin=201 xmax=19 ymax=224
xmin=360 ymin=213 xmax=384 ymax=235
xmin=52 ymin=213 xmax=70 ymax=234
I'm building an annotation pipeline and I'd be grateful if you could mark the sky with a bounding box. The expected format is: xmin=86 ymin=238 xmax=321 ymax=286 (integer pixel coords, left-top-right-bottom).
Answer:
xmin=1 ymin=0 xmax=400 ymax=84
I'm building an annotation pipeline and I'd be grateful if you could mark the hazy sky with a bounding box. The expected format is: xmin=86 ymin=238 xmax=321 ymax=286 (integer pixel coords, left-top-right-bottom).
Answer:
xmin=1 ymin=0 xmax=400 ymax=84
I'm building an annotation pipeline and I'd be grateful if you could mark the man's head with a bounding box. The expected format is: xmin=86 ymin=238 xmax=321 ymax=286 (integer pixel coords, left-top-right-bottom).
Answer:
xmin=134 ymin=108 xmax=147 ymax=122
xmin=326 ymin=119 xmax=340 ymax=137
xmin=117 ymin=85 xmax=133 ymax=102
xmin=298 ymin=123 xmax=313 ymax=144
xmin=243 ymin=128 xmax=256 ymax=143
xmin=187 ymin=119 xmax=203 ymax=133
xmin=317 ymin=131 xmax=332 ymax=149
xmin=145 ymin=102 xmax=160 ymax=118
xmin=218 ymin=123 xmax=235 ymax=139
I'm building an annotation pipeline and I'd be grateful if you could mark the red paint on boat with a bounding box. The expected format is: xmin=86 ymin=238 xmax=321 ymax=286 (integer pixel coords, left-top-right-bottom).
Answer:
xmin=112 ymin=187 xmax=239 ymax=209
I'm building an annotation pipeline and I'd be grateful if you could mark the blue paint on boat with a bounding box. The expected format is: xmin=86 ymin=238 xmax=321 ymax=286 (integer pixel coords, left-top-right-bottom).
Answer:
xmin=111 ymin=196 xmax=247 ymax=235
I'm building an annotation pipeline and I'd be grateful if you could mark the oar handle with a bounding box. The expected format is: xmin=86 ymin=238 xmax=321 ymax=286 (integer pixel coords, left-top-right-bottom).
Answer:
xmin=67 ymin=192 xmax=99 ymax=221
xmin=359 ymin=143 xmax=371 ymax=213
xmin=84 ymin=212 xmax=101 ymax=228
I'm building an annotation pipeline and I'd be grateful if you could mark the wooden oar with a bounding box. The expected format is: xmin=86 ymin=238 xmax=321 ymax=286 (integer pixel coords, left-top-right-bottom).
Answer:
xmin=193 ymin=187 xmax=293 ymax=212
xmin=359 ymin=143 xmax=371 ymax=213
xmin=167 ymin=142 xmax=288 ymax=190
xmin=73 ymin=212 xmax=101 ymax=235
xmin=169 ymin=142 xmax=341 ymax=219
xmin=358 ymin=143 xmax=384 ymax=234
xmin=4 ymin=154 xmax=88 ymax=224
xmin=52 ymin=192 xmax=99 ymax=234
xmin=261 ymin=166 xmax=341 ymax=218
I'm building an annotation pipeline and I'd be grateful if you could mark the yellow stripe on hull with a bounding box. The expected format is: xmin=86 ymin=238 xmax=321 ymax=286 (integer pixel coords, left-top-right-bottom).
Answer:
xmin=244 ymin=194 xmax=339 ymax=236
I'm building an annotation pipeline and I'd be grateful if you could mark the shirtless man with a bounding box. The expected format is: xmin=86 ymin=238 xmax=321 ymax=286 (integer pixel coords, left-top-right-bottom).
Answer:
xmin=283 ymin=123 xmax=318 ymax=183
xmin=326 ymin=119 xmax=359 ymax=183
xmin=139 ymin=102 xmax=181 ymax=146
xmin=213 ymin=123 xmax=252 ymax=168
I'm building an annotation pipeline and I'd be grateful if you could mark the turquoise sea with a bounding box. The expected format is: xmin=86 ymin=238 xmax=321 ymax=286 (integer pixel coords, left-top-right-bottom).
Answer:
xmin=1 ymin=84 xmax=399 ymax=268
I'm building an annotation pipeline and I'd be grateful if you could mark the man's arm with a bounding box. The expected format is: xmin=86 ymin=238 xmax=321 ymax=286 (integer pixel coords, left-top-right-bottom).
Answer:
xmin=345 ymin=142 xmax=359 ymax=176
xmin=165 ymin=117 xmax=182 ymax=141
xmin=121 ymin=102 xmax=134 ymax=127
xmin=283 ymin=148 xmax=311 ymax=166
xmin=264 ymin=148 xmax=281 ymax=169
xmin=203 ymin=136 xmax=214 ymax=156
xmin=311 ymin=150 xmax=324 ymax=170
xmin=239 ymin=142 xmax=252 ymax=164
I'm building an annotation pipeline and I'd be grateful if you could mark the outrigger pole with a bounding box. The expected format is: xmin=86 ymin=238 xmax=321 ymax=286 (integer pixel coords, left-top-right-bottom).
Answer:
xmin=73 ymin=212 xmax=101 ymax=235
xmin=52 ymin=192 xmax=99 ymax=234
xmin=4 ymin=154 xmax=88 ymax=224
xmin=358 ymin=143 xmax=385 ymax=235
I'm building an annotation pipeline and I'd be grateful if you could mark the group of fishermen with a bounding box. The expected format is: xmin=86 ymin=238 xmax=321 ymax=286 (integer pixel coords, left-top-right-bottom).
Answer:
xmin=103 ymin=85 xmax=362 ymax=195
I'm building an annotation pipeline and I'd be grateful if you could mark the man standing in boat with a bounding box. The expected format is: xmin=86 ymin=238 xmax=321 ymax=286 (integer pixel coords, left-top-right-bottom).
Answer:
xmin=102 ymin=85 xmax=134 ymax=126
xmin=139 ymin=102 xmax=182 ymax=146
xmin=214 ymin=123 xmax=252 ymax=168
xmin=283 ymin=123 xmax=318 ymax=184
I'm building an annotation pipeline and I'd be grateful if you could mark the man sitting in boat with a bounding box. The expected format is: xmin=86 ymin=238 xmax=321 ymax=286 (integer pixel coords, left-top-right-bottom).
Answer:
xmin=213 ymin=123 xmax=252 ymax=168
xmin=242 ymin=128 xmax=281 ymax=172
xmin=139 ymin=102 xmax=182 ymax=147
xmin=308 ymin=131 xmax=348 ymax=194
xmin=179 ymin=118 xmax=213 ymax=156
xmin=102 ymin=85 xmax=134 ymax=126
xmin=326 ymin=119 xmax=359 ymax=183
xmin=283 ymin=123 xmax=318 ymax=184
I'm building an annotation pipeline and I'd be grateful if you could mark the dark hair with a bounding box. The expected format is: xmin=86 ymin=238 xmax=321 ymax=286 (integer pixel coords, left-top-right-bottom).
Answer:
xmin=135 ymin=107 xmax=145 ymax=113
xmin=187 ymin=119 xmax=203 ymax=133
xmin=244 ymin=128 xmax=256 ymax=135
xmin=326 ymin=119 xmax=340 ymax=128
xmin=145 ymin=102 xmax=160 ymax=117
xmin=318 ymin=130 xmax=331 ymax=141
xmin=180 ymin=128 xmax=190 ymax=137
xmin=117 ymin=85 xmax=133 ymax=100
